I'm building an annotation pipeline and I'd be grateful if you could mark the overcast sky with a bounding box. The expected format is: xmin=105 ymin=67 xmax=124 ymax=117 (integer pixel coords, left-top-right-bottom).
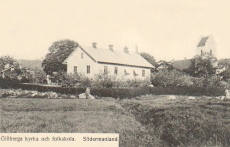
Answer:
xmin=0 ymin=0 xmax=230 ymax=61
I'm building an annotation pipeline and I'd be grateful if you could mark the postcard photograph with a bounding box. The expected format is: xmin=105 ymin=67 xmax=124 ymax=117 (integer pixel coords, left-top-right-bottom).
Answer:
xmin=0 ymin=0 xmax=230 ymax=147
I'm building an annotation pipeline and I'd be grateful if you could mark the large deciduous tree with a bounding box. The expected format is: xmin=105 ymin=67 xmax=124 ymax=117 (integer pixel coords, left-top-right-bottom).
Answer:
xmin=140 ymin=52 xmax=157 ymax=72
xmin=184 ymin=53 xmax=218 ymax=77
xmin=140 ymin=52 xmax=156 ymax=66
xmin=42 ymin=39 xmax=78 ymax=75
xmin=0 ymin=55 xmax=22 ymax=80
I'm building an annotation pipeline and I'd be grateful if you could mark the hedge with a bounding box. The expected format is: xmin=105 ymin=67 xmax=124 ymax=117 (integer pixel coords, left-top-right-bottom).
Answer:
xmin=0 ymin=82 xmax=225 ymax=98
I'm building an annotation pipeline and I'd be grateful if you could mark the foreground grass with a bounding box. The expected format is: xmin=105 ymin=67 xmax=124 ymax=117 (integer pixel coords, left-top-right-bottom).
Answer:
xmin=1 ymin=95 xmax=230 ymax=147
xmin=120 ymin=95 xmax=230 ymax=147
xmin=0 ymin=98 xmax=159 ymax=147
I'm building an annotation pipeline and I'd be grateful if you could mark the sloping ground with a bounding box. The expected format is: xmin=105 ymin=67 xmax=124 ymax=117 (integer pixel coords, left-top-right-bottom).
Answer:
xmin=0 ymin=98 xmax=160 ymax=147
xmin=1 ymin=95 xmax=229 ymax=147
xmin=119 ymin=95 xmax=230 ymax=147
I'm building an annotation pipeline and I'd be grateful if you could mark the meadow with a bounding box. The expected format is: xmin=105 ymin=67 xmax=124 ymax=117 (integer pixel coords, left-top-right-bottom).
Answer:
xmin=0 ymin=95 xmax=230 ymax=147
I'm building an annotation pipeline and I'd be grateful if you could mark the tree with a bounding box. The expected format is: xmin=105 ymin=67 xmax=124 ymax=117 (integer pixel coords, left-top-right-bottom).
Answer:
xmin=0 ymin=55 xmax=22 ymax=81
xmin=184 ymin=53 xmax=218 ymax=77
xmin=217 ymin=58 xmax=230 ymax=81
xmin=140 ymin=52 xmax=157 ymax=72
xmin=155 ymin=60 xmax=175 ymax=71
xmin=42 ymin=39 xmax=78 ymax=75
xmin=140 ymin=52 xmax=156 ymax=66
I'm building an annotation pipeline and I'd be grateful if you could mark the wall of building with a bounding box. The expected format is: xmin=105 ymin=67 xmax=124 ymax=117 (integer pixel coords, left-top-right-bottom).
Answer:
xmin=196 ymin=36 xmax=217 ymax=56
xmin=66 ymin=46 xmax=98 ymax=77
xmin=65 ymin=46 xmax=151 ymax=80
xmin=97 ymin=63 xmax=151 ymax=80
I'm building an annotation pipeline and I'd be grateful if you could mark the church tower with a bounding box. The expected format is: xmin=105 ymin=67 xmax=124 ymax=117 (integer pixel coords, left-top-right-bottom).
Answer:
xmin=196 ymin=35 xmax=217 ymax=56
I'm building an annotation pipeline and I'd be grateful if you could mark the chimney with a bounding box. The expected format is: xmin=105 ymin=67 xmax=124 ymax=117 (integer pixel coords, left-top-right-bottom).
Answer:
xmin=92 ymin=42 xmax=97 ymax=48
xmin=109 ymin=45 xmax=113 ymax=51
xmin=124 ymin=46 xmax=129 ymax=53
xmin=184 ymin=57 xmax=186 ymax=60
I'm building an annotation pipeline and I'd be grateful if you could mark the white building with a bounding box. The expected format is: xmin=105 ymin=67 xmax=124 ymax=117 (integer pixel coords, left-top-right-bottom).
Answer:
xmin=62 ymin=43 xmax=154 ymax=80
xmin=196 ymin=35 xmax=217 ymax=56
xmin=173 ymin=35 xmax=217 ymax=70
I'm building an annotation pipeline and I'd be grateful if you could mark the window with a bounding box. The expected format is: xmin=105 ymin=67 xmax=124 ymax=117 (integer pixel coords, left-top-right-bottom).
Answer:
xmin=142 ymin=70 xmax=145 ymax=77
xmin=87 ymin=65 xmax=90 ymax=74
xmin=210 ymin=50 xmax=212 ymax=56
xmin=124 ymin=69 xmax=130 ymax=76
xmin=114 ymin=67 xmax=118 ymax=75
xmin=74 ymin=66 xmax=77 ymax=72
xmin=104 ymin=66 xmax=108 ymax=74
xmin=81 ymin=53 xmax=84 ymax=59
xmin=133 ymin=70 xmax=138 ymax=76
xmin=201 ymin=50 xmax=203 ymax=56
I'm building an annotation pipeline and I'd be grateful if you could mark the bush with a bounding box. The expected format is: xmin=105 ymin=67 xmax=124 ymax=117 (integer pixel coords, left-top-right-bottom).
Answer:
xmin=151 ymin=69 xmax=193 ymax=87
xmin=0 ymin=82 xmax=225 ymax=98
xmin=123 ymin=103 xmax=230 ymax=147
xmin=55 ymin=72 xmax=152 ymax=88
xmin=151 ymin=69 xmax=223 ymax=88
xmin=30 ymin=68 xmax=47 ymax=84
xmin=191 ymin=75 xmax=223 ymax=88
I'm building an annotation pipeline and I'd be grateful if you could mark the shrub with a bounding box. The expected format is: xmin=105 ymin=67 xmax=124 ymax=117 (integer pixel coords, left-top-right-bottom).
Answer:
xmin=31 ymin=68 xmax=47 ymax=84
xmin=0 ymin=82 xmax=225 ymax=98
xmin=93 ymin=71 xmax=116 ymax=88
xmin=191 ymin=74 xmax=223 ymax=88
xmin=123 ymin=103 xmax=230 ymax=147
xmin=151 ymin=69 xmax=193 ymax=87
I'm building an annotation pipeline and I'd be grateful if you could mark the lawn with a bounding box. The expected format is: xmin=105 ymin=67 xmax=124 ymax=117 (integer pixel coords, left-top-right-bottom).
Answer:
xmin=1 ymin=95 xmax=230 ymax=147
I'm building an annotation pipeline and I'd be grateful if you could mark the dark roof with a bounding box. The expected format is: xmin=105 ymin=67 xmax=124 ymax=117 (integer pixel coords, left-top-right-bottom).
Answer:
xmin=17 ymin=59 xmax=42 ymax=70
xmin=197 ymin=36 xmax=209 ymax=47
xmin=172 ymin=59 xmax=192 ymax=70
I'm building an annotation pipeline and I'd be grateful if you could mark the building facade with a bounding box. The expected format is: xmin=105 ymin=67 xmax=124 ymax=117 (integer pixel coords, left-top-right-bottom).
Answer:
xmin=63 ymin=43 xmax=154 ymax=80
xmin=196 ymin=35 xmax=217 ymax=57
xmin=173 ymin=35 xmax=217 ymax=70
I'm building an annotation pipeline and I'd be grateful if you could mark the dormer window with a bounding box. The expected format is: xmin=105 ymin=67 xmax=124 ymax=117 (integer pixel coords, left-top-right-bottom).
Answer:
xmin=133 ymin=70 xmax=138 ymax=76
xmin=124 ymin=69 xmax=130 ymax=76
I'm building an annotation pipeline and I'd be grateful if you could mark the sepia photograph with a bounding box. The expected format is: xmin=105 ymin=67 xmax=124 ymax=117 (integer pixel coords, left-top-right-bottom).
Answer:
xmin=0 ymin=0 xmax=230 ymax=146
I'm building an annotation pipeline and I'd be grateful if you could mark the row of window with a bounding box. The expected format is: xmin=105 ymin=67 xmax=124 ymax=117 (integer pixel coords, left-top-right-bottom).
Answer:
xmin=74 ymin=66 xmax=145 ymax=77
xmin=201 ymin=50 xmax=212 ymax=56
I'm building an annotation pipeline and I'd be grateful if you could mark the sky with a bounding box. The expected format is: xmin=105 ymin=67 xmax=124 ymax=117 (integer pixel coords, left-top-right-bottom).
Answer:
xmin=0 ymin=0 xmax=230 ymax=61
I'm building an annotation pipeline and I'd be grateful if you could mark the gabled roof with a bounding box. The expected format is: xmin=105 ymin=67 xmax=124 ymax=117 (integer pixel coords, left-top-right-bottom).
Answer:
xmin=172 ymin=59 xmax=192 ymax=70
xmin=197 ymin=36 xmax=209 ymax=47
xmin=63 ymin=45 xmax=154 ymax=68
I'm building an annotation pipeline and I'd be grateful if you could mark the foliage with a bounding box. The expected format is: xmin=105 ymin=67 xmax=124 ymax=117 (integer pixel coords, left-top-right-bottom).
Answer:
xmin=184 ymin=53 xmax=218 ymax=77
xmin=151 ymin=69 xmax=193 ymax=87
xmin=122 ymin=100 xmax=230 ymax=147
xmin=155 ymin=60 xmax=175 ymax=71
xmin=0 ymin=55 xmax=22 ymax=81
xmin=31 ymin=68 xmax=47 ymax=84
xmin=0 ymin=55 xmax=17 ymax=71
xmin=42 ymin=39 xmax=78 ymax=75
xmin=0 ymin=81 xmax=225 ymax=98
xmin=93 ymin=71 xmax=116 ymax=88
xmin=140 ymin=52 xmax=157 ymax=66
xmin=217 ymin=58 xmax=230 ymax=81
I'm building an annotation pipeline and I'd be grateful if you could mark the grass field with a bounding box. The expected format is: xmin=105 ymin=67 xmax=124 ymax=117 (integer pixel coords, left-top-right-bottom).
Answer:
xmin=1 ymin=95 xmax=230 ymax=147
